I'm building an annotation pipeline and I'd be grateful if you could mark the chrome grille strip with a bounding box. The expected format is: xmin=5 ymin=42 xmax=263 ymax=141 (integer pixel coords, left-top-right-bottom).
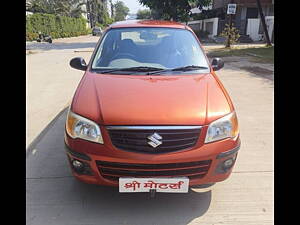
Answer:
xmin=106 ymin=125 xmax=202 ymax=130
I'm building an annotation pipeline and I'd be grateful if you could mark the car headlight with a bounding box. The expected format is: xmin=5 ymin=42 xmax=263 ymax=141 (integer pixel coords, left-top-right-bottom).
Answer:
xmin=205 ymin=111 xmax=239 ymax=143
xmin=65 ymin=110 xmax=103 ymax=144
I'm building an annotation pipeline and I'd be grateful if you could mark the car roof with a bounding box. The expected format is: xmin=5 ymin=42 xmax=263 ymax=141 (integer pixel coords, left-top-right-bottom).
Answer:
xmin=109 ymin=20 xmax=189 ymax=30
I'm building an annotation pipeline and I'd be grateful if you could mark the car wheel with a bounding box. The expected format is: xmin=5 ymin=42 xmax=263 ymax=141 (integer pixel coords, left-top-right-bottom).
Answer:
xmin=189 ymin=183 xmax=215 ymax=190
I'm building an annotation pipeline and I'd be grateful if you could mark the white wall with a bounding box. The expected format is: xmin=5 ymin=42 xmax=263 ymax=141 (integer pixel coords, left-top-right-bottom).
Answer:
xmin=188 ymin=20 xmax=203 ymax=31
xmin=265 ymin=16 xmax=274 ymax=40
xmin=247 ymin=16 xmax=274 ymax=42
xmin=247 ymin=18 xmax=260 ymax=41
xmin=203 ymin=18 xmax=219 ymax=37
xmin=188 ymin=17 xmax=219 ymax=38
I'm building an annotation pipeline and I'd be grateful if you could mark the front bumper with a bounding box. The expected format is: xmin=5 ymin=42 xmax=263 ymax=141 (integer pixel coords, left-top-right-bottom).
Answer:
xmin=64 ymin=130 xmax=241 ymax=187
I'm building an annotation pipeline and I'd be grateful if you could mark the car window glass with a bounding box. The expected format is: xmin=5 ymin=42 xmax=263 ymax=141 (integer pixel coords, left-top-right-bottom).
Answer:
xmin=92 ymin=28 xmax=209 ymax=72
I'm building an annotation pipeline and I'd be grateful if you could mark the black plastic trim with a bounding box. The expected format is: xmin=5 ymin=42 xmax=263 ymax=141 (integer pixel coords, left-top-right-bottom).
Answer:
xmin=64 ymin=142 xmax=91 ymax=161
xmin=216 ymin=144 xmax=241 ymax=159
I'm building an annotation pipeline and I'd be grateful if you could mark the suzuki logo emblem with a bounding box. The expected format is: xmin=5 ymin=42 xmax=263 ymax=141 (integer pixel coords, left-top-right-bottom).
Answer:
xmin=147 ymin=132 xmax=162 ymax=148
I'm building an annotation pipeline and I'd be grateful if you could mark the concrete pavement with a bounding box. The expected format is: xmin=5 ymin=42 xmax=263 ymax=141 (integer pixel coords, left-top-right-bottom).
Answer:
xmin=26 ymin=35 xmax=273 ymax=225
xmin=26 ymin=35 xmax=99 ymax=148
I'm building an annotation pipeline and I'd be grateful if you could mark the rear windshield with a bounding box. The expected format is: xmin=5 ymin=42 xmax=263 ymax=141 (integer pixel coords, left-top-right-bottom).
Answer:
xmin=91 ymin=27 xmax=209 ymax=71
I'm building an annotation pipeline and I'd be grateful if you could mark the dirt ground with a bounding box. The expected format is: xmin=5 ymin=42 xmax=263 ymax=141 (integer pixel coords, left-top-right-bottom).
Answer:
xmin=219 ymin=56 xmax=273 ymax=81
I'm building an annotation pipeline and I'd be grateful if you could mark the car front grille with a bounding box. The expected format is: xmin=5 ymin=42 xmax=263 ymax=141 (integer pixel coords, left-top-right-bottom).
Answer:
xmin=96 ymin=160 xmax=212 ymax=182
xmin=106 ymin=126 xmax=202 ymax=154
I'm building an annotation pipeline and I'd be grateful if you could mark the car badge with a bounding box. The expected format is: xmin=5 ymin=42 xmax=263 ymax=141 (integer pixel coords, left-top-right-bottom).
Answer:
xmin=147 ymin=132 xmax=163 ymax=148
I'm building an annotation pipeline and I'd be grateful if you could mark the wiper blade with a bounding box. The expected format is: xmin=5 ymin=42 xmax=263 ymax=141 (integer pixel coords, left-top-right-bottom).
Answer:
xmin=172 ymin=65 xmax=209 ymax=71
xmin=147 ymin=65 xmax=209 ymax=75
xmin=98 ymin=66 xmax=165 ymax=74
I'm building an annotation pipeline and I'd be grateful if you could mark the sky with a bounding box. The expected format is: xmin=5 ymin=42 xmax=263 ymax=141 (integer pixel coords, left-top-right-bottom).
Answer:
xmin=112 ymin=0 xmax=148 ymax=14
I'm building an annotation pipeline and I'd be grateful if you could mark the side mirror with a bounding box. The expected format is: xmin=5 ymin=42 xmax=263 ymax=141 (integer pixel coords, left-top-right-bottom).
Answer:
xmin=70 ymin=57 xmax=87 ymax=71
xmin=211 ymin=58 xmax=224 ymax=71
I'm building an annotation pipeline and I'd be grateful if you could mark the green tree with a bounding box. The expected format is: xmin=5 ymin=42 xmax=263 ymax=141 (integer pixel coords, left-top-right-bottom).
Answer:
xmin=114 ymin=1 xmax=130 ymax=21
xmin=28 ymin=0 xmax=114 ymax=27
xmin=88 ymin=0 xmax=113 ymax=27
xmin=138 ymin=0 xmax=212 ymax=22
xmin=27 ymin=0 xmax=54 ymax=14
xmin=136 ymin=9 xmax=152 ymax=19
xmin=109 ymin=0 xmax=114 ymax=18
xmin=52 ymin=0 xmax=86 ymax=18
xmin=28 ymin=0 xmax=85 ymax=18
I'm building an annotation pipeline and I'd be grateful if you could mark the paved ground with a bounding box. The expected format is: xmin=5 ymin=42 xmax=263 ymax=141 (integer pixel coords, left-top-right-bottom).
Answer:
xmin=26 ymin=35 xmax=274 ymax=225
xmin=26 ymin=35 xmax=98 ymax=148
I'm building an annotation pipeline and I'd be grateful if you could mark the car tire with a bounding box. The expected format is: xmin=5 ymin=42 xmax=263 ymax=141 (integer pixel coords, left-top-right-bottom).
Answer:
xmin=189 ymin=183 xmax=215 ymax=190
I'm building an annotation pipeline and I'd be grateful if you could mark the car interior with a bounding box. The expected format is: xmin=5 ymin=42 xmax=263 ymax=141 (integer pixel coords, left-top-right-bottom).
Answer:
xmin=94 ymin=30 xmax=188 ymax=69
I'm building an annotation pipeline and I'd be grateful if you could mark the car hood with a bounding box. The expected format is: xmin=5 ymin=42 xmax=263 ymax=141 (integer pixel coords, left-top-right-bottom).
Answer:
xmin=71 ymin=71 xmax=232 ymax=125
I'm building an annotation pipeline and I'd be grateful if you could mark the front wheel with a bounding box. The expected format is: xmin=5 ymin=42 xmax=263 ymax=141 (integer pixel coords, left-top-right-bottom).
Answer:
xmin=190 ymin=183 xmax=215 ymax=190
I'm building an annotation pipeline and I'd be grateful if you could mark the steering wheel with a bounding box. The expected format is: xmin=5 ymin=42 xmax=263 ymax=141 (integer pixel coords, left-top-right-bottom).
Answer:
xmin=111 ymin=53 xmax=136 ymax=61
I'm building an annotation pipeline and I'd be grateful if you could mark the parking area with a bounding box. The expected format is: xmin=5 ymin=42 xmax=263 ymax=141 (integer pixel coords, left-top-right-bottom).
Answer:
xmin=26 ymin=35 xmax=273 ymax=225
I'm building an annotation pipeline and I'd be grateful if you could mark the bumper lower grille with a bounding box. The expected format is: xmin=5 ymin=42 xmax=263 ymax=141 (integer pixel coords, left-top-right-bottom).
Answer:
xmin=107 ymin=126 xmax=201 ymax=153
xmin=96 ymin=160 xmax=211 ymax=182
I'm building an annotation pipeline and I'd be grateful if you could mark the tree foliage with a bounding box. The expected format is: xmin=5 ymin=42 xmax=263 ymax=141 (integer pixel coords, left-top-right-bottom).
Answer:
xmin=113 ymin=1 xmax=130 ymax=21
xmin=138 ymin=0 xmax=212 ymax=22
xmin=28 ymin=0 xmax=85 ymax=18
xmin=88 ymin=0 xmax=112 ymax=26
xmin=28 ymin=0 xmax=114 ymax=28
xmin=27 ymin=0 xmax=53 ymax=14
xmin=136 ymin=9 xmax=152 ymax=19
xmin=109 ymin=0 xmax=114 ymax=18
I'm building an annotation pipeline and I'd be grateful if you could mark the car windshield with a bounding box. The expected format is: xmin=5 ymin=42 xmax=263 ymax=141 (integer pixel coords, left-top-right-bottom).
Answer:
xmin=91 ymin=27 xmax=210 ymax=74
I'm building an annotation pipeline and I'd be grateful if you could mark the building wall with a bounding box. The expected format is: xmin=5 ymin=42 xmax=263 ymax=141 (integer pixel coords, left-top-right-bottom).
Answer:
xmin=213 ymin=0 xmax=273 ymax=9
xmin=248 ymin=16 xmax=274 ymax=41
xmin=240 ymin=6 xmax=247 ymax=20
xmin=213 ymin=0 xmax=230 ymax=9
xmin=188 ymin=18 xmax=219 ymax=38
xmin=205 ymin=0 xmax=274 ymax=41
xmin=235 ymin=0 xmax=272 ymax=4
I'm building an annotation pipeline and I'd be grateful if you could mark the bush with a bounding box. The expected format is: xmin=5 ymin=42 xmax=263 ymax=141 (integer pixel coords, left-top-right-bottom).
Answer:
xmin=220 ymin=24 xmax=240 ymax=47
xmin=87 ymin=28 xmax=92 ymax=34
xmin=95 ymin=22 xmax=105 ymax=29
xmin=26 ymin=13 xmax=88 ymax=41
xmin=26 ymin=32 xmax=39 ymax=41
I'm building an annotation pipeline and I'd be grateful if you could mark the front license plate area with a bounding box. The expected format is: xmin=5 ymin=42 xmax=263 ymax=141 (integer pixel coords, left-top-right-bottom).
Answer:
xmin=119 ymin=177 xmax=189 ymax=193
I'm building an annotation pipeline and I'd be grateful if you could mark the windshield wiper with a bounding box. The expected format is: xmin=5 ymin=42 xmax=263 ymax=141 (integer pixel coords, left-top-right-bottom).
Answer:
xmin=147 ymin=65 xmax=209 ymax=75
xmin=97 ymin=66 xmax=165 ymax=74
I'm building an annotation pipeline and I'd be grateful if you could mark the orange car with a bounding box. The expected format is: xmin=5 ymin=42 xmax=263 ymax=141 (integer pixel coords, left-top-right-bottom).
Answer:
xmin=65 ymin=20 xmax=240 ymax=193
